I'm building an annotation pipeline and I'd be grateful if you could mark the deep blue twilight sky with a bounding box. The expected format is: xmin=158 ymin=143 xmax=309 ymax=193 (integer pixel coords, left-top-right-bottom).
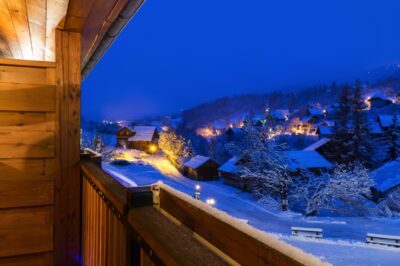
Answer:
xmin=82 ymin=0 xmax=400 ymax=120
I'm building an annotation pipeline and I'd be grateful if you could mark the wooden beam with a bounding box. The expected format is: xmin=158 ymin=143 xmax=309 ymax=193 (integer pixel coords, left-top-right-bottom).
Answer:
xmin=54 ymin=28 xmax=81 ymax=266
xmin=26 ymin=0 xmax=46 ymax=60
xmin=7 ymin=0 xmax=34 ymax=59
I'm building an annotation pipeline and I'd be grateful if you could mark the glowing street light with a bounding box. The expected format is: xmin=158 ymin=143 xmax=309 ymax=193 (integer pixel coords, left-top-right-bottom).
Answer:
xmin=206 ymin=198 xmax=215 ymax=206
xmin=193 ymin=184 xmax=201 ymax=200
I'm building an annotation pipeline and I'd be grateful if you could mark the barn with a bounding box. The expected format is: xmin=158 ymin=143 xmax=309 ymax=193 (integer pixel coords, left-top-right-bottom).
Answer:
xmin=218 ymin=157 xmax=245 ymax=189
xmin=184 ymin=155 xmax=220 ymax=180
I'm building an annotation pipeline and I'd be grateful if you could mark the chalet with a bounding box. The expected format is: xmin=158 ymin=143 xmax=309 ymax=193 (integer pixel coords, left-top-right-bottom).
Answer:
xmin=128 ymin=126 xmax=159 ymax=153
xmin=116 ymin=127 xmax=135 ymax=148
xmin=184 ymin=155 xmax=220 ymax=180
xmin=218 ymin=157 xmax=243 ymax=189
xmin=367 ymin=94 xmax=393 ymax=109
xmin=372 ymin=158 xmax=400 ymax=196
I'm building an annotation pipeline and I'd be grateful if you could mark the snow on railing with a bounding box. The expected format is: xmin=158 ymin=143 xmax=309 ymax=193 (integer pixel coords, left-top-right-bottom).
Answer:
xmin=155 ymin=181 xmax=331 ymax=266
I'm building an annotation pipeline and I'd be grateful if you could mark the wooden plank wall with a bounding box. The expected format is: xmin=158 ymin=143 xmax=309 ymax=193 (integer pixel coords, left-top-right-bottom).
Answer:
xmin=81 ymin=178 xmax=129 ymax=266
xmin=0 ymin=59 xmax=56 ymax=265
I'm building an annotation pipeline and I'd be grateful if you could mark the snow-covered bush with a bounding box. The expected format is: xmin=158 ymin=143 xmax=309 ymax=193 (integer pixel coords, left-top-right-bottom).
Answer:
xmin=306 ymin=162 xmax=374 ymax=216
xmin=159 ymin=129 xmax=192 ymax=164
xmin=374 ymin=189 xmax=400 ymax=217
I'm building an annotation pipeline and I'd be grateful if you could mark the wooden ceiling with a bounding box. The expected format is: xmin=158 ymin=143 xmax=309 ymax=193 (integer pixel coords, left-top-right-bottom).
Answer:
xmin=0 ymin=0 xmax=69 ymax=61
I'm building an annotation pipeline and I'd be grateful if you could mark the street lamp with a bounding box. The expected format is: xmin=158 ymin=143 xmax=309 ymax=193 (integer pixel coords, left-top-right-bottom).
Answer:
xmin=206 ymin=198 xmax=215 ymax=206
xmin=193 ymin=184 xmax=201 ymax=200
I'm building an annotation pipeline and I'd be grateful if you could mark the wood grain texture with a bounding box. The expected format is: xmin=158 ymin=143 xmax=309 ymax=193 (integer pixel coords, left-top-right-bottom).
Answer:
xmin=0 ymin=65 xmax=55 ymax=84
xmin=0 ymin=206 xmax=53 ymax=258
xmin=0 ymin=252 xmax=53 ymax=266
xmin=54 ymin=29 xmax=81 ymax=266
xmin=0 ymin=158 xmax=54 ymax=208
xmin=0 ymin=112 xmax=54 ymax=131
xmin=0 ymin=0 xmax=23 ymax=59
xmin=7 ymin=0 xmax=33 ymax=59
xmin=26 ymin=0 xmax=46 ymax=60
xmin=0 ymin=83 xmax=55 ymax=111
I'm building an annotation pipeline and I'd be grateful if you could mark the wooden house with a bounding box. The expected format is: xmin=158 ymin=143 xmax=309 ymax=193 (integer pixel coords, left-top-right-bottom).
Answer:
xmin=116 ymin=126 xmax=135 ymax=148
xmin=368 ymin=95 xmax=393 ymax=109
xmin=127 ymin=126 xmax=159 ymax=153
xmin=115 ymin=126 xmax=159 ymax=153
xmin=184 ymin=155 xmax=220 ymax=180
xmin=0 ymin=0 xmax=328 ymax=265
xmin=218 ymin=157 xmax=247 ymax=189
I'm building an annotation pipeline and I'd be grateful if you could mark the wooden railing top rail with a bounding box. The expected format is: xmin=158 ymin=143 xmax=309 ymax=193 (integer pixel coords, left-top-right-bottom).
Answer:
xmin=156 ymin=184 xmax=330 ymax=266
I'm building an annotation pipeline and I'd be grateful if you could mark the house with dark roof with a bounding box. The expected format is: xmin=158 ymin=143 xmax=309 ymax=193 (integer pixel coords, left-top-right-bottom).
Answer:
xmin=367 ymin=94 xmax=393 ymax=109
xmin=218 ymin=157 xmax=244 ymax=189
xmin=316 ymin=125 xmax=335 ymax=137
xmin=116 ymin=126 xmax=159 ymax=153
xmin=184 ymin=155 xmax=220 ymax=180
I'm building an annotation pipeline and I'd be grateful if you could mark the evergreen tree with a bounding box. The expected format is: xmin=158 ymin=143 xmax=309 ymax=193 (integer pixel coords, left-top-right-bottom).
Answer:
xmin=330 ymin=84 xmax=353 ymax=162
xmin=388 ymin=114 xmax=400 ymax=160
xmin=351 ymin=81 xmax=372 ymax=164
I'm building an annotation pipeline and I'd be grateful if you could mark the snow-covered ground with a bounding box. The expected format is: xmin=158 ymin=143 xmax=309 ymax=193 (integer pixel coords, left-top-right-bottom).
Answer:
xmin=104 ymin=149 xmax=400 ymax=266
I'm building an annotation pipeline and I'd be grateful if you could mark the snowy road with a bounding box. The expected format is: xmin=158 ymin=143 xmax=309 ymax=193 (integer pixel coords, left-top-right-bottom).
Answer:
xmin=104 ymin=150 xmax=400 ymax=266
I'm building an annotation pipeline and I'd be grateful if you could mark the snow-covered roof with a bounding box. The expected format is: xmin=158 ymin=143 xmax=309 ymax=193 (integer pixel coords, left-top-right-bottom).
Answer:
xmin=184 ymin=155 xmax=212 ymax=169
xmin=271 ymin=109 xmax=289 ymax=120
xmin=303 ymin=138 xmax=331 ymax=151
xmin=318 ymin=126 xmax=334 ymax=135
xmin=285 ymin=151 xmax=333 ymax=170
xmin=378 ymin=114 xmax=400 ymax=128
xmin=128 ymin=126 xmax=157 ymax=142
xmin=308 ymin=108 xmax=325 ymax=116
xmin=372 ymin=158 xmax=400 ymax=192
xmin=218 ymin=157 xmax=240 ymax=174
xmin=367 ymin=92 xmax=390 ymax=101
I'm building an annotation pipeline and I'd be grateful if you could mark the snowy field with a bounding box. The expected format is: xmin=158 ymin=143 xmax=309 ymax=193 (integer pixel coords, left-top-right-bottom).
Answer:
xmin=104 ymin=149 xmax=400 ymax=266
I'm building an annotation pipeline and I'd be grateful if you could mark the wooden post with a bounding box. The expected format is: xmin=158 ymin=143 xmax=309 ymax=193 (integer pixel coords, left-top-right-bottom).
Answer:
xmin=54 ymin=28 xmax=82 ymax=266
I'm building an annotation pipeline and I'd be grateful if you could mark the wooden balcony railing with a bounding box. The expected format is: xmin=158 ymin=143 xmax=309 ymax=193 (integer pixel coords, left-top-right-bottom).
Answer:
xmin=80 ymin=156 xmax=328 ymax=266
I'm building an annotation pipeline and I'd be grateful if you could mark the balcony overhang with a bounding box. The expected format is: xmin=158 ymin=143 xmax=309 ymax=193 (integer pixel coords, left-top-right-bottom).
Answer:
xmin=0 ymin=0 xmax=144 ymax=78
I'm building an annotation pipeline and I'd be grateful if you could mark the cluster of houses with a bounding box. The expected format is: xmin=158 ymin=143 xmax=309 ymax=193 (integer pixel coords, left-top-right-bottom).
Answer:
xmin=114 ymin=93 xmax=400 ymax=199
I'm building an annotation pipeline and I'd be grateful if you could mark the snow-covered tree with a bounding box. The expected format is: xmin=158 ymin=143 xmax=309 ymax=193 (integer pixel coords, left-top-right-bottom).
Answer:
xmin=306 ymin=162 xmax=374 ymax=216
xmin=159 ymin=129 xmax=192 ymax=164
xmin=92 ymin=135 xmax=105 ymax=153
xmin=226 ymin=126 xmax=291 ymax=210
xmin=374 ymin=189 xmax=400 ymax=217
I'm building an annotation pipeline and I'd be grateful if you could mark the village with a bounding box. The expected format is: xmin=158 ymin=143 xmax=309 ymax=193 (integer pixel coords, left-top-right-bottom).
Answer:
xmin=103 ymin=89 xmax=400 ymax=209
